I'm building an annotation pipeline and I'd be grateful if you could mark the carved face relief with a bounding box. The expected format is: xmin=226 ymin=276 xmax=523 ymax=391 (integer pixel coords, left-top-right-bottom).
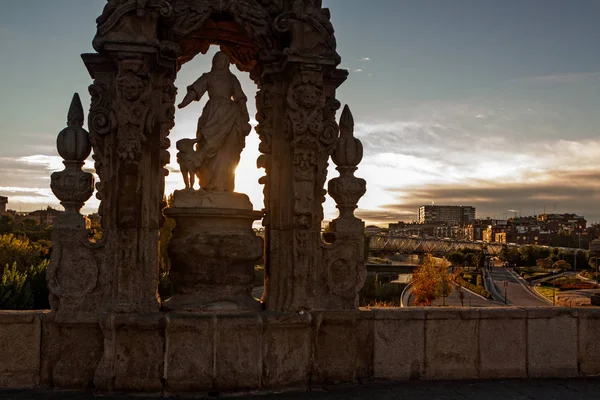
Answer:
xmin=119 ymin=73 xmax=145 ymax=101
xmin=295 ymin=84 xmax=322 ymax=109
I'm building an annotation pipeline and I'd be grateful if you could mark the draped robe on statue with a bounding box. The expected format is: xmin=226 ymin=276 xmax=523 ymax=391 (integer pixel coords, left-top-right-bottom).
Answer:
xmin=188 ymin=69 xmax=251 ymax=191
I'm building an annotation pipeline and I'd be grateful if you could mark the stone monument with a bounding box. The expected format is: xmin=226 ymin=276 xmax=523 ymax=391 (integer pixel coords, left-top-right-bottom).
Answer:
xmin=46 ymin=0 xmax=368 ymax=316
xmin=163 ymin=51 xmax=263 ymax=312
xmin=39 ymin=0 xmax=372 ymax=393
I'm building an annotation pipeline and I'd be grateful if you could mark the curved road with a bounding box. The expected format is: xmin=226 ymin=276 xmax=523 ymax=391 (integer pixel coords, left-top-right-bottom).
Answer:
xmin=408 ymin=282 xmax=504 ymax=307
xmin=488 ymin=266 xmax=549 ymax=307
xmin=407 ymin=264 xmax=549 ymax=307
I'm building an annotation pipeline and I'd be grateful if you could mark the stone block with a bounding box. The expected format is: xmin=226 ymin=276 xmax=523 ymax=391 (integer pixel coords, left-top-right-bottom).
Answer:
xmin=527 ymin=308 xmax=578 ymax=378
xmin=312 ymin=311 xmax=374 ymax=383
xmin=94 ymin=314 xmax=165 ymax=392
xmin=214 ymin=313 xmax=262 ymax=390
xmin=164 ymin=313 xmax=215 ymax=392
xmin=262 ymin=312 xmax=312 ymax=388
xmin=479 ymin=308 xmax=527 ymax=379
xmin=372 ymin=309 xmax=426 ymax=380
xmin=41 ymin=313 xmax=103 ymax=389
xmin=578 ymin=308 xmax=600 ymax=375
xmin=0 ymin=311 xmax=42 ymax=388
xmin=425 ymin=309 xmax=480 ymax=380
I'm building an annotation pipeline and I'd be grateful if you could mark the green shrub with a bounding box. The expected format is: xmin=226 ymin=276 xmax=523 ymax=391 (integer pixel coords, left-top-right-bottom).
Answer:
xmin=455 ymin=276 xmax=492 ymax=299
xmin=0 ymin=234 xmax=48 ymax=273
xmin=360 ymin=274 xmax=407 ymax=306
xmin=0 ymin=262 xmax=33 ymax=310
xmin=28 ymin=260 xmax=49 ymax=309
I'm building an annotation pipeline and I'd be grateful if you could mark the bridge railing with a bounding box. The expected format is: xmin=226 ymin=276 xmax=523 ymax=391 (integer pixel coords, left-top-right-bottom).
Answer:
xmin=369 ymin=234 xmax=505 ymax=256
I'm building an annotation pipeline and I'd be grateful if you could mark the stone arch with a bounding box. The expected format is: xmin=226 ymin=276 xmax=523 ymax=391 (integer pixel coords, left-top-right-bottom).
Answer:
xmin=67 ymin=0 xmax=365 ymax=314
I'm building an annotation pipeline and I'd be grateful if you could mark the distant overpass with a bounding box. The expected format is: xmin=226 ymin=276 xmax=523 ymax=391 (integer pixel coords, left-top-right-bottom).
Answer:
xmin=369 ymin=235 xmax=506 ymax=256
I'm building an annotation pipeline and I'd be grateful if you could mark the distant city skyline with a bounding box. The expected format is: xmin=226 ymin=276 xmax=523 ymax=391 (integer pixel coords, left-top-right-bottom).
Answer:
xmin=2 ymin=1 xmax=600 ymax=224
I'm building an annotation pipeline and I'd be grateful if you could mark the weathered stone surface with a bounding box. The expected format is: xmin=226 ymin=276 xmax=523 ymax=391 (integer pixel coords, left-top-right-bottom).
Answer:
xmin=164 ymin=313 xmax=214 ymax=392
xmin=163 ymin=204 xmax=263 ymax=312
xmin=214 ymin=314 xmax=262 ymax=390
xmin=527 ymin=308 xmax=578 ymax=378
xmin=578 ymin=308 xmax=600 ymax=375
xmin=0 ymin=312 xmax=42 ymax=388
xmin=425 ymin=309 xmax=480 ymax=380
xmin=262 ymin=312 xmax=312 ymax=388
xmin=41 ymin=314 xmax=103 ymax=389
xmin=94 ymin=314 xmax=165 ymax=392
xmin=170 ymin=189 xmax=253 ymax=210
xmin=373 ymin=309 xmax=426 ymax=380
xmin=312 ymin=311 xmax=374 ymax=383
xmin=479 ymin=308 xmax=527 ymax=379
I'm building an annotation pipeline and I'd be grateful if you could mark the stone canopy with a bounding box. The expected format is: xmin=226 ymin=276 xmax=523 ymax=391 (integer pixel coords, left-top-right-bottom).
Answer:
xmin=49 ymin=0 xmax=367 ymax=315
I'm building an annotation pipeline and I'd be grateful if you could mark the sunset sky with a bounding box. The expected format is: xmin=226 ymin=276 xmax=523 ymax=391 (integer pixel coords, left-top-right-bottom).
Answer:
xmin=2 ymin=1 xmax=600 ymax=225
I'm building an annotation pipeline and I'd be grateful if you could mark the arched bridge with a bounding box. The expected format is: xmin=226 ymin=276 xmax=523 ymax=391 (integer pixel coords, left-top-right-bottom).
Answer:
xmin=369 ymin=235 xmax=506 ymax=257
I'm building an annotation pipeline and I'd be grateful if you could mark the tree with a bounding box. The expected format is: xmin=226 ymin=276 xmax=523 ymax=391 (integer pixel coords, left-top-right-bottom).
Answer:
xmin=411 ymin=254 xmax=452 ymax=306
xmin=589 ymin=257 xmax=599 ymax=272
xmin=0 ymin=215 xmax=14 ymax=234
xmin=0 ymin=234 xmax=47 ymax=273
xmin=536 ymin=257 xmax=554 ymax=269
xmin=464 ymin=253 xmax=478 ymax=269
xmin=445 ymin=251 xmax=465 ymax=268
xmin=499 ymin=246 xmax=521 ymax=267
xmin=552 ymin=260 xmax=571 ymax=271
xmin=519 ymin=245 xmax=537 ymax=266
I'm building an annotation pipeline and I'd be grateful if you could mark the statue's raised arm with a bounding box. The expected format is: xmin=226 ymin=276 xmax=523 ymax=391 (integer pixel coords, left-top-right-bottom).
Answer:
xmin=178 ymin=74 xmax=208 ymax=109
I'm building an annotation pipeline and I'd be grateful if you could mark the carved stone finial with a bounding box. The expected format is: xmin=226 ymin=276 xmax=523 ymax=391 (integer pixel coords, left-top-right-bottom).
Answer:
xmin=328 ymin=105 xmax=366 ymax=232
xmin=67 ymin=93 xmax=85 ymax=128
xmin=332 ymin=105 xmax=363 ymax=168
xmin=339 ymin=104 xmax=354 ymax=133
xmin=51 ymin=93 xmax=95 ymax=222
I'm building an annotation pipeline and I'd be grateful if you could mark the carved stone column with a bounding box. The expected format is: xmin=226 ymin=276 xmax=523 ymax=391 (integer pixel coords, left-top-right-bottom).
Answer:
xmin=83 ymin=31 xmax=177 ymax=313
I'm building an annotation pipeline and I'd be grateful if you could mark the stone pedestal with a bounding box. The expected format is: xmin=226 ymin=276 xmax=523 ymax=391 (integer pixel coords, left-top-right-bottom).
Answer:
xmin=163 ymin=190 xmax=264 ymax=312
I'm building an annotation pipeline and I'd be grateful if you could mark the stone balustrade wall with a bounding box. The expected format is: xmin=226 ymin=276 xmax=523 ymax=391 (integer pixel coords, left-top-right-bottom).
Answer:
xmin=0 ymin=307 xmax=598 ymax=394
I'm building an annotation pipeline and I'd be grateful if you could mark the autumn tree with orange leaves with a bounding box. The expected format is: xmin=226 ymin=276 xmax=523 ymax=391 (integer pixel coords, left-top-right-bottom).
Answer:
xmin=411 ymin=254 xmax=452 ymax=306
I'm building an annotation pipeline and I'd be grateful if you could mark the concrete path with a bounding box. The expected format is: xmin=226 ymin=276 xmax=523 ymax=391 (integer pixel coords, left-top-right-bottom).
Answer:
xmin=5 ymin=378 xmax=600 ymax=399
xmin=408 ymin=282 xmax=503 ymax=307
xmin=489 ymin=266 xmax=548 ymax=307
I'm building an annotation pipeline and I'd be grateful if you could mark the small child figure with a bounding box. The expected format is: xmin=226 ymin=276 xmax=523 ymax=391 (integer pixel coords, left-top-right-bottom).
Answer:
xmin=176 ymin=138 xmax=200 ymax=189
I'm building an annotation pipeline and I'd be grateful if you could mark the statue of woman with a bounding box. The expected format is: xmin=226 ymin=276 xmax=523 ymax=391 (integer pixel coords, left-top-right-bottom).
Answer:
xmin=178 ymin=51 xmax=251 ymax=192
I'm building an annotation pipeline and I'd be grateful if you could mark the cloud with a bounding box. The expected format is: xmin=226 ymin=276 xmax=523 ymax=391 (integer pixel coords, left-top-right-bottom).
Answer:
xmin=352 ymin=68 xmax=363 ymax=73
xmin=340 ymin=97 xmax=600 ymax=225
xmin=519 ymin=72 xmax=600 ymax=85
xmin=360 ymin=57 xmax=371 ymax=61
xmin=380 ymin=172 xmax=600 ymax=220
xmin=353 ymin=169 xmax=600 ymax=225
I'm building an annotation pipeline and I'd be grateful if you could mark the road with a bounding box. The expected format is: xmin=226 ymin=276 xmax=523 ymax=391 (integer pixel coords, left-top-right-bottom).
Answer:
xmin=408 ymin=282 xmax=504 ymax=307
xmin=488 ymin=266 xmax=548 ymax=307
xmin=407 ymin=264 xmax=549 ymax=307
